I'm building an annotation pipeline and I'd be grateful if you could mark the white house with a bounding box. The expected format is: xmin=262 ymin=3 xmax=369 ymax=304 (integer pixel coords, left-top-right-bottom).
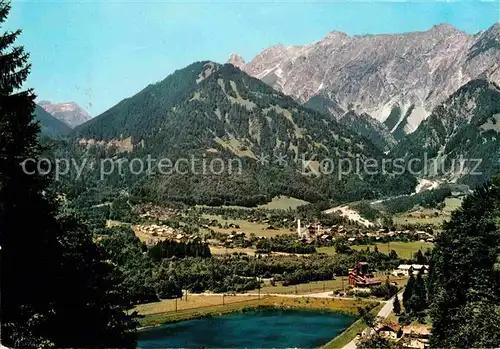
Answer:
xmin=392 ymin=264 xmax=428 ymax=276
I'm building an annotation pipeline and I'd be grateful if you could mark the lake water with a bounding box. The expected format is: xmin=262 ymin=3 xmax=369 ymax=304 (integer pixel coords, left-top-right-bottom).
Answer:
xmin=138 ymin=308 xmax=355 ymax=348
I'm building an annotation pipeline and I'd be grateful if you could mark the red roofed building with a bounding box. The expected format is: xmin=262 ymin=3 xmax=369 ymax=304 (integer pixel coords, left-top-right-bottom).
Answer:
xmin=348 ymin=262 xmax=382 ymax=287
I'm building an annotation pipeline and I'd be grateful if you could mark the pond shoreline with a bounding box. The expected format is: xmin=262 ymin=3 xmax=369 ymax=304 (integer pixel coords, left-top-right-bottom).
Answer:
xmin=137 ymin=307 xmax=360 ymax=348
xmin=137 ymin=296 xmax=378 ymax=330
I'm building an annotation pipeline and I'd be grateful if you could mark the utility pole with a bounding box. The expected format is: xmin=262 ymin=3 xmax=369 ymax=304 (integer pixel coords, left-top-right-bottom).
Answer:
xmin=258 ymin=277 xmax=261 ymax=300
xmin=175 ymin=297 xmax=178 ymax=312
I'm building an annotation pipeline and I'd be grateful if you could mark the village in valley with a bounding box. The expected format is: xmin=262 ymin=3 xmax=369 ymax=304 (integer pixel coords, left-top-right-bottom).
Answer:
xmin=118 ymin=200 xmax=435 ymax=348
xmin=5 ymin=0 xmax=500 ymax=347
xmin=132 ymin=203 xmax=435 ymax=249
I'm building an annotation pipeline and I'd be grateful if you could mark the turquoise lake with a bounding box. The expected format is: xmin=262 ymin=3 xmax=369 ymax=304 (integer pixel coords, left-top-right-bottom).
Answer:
xmin=138 ymin=308 xmax=355 ymax=348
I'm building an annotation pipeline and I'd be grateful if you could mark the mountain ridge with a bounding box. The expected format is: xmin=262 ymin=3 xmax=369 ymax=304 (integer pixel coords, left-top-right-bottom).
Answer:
xmin=391 ymin=78 xmax=500 ymax=187
xmin=72 ymin=61 xmax=416 ymax=205
xmin=234 ymin=22 xmax=500 ymax=137
xmin=39 ymin=101 xmax=92 ymax=128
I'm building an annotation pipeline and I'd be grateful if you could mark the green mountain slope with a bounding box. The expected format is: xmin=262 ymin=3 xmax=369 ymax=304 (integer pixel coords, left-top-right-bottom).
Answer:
xmin=304 ymin=94 xmax=345 ymax=118
xmin=391 ymin=79 xmax=500 ymax=187
xmin=305 ymin=97 xmax=396 ymax=152
xmin=70 ymin=62 xmax=415 ymax=206
xmin=339 ymin=111 xmax=396 ymax=152
xmin=34 ymin=105 xmax=72 ymax=137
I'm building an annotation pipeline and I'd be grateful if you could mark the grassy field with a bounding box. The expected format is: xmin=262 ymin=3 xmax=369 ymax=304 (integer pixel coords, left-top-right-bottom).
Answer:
xmin=136 ymin=295 xmax=378 ymax=328
xmin=318 ymin=241 xmax=433 ymax=260
xmin=443 ymin=197 xmax=463 ymax=212
xmin=393 ymin=197 xmax=463 ymax=227
xmin=393 ymin=211 xmax=446 ymax=226
xmin=135 ymin=294 xmax=261 ymax=315
xmin=352 ymin=241 xmax=434 ymax=259
xmin=322 ymin=303 xmax=384 ymax=348
xmin=136 ymin=297 xmax=266 ymax=327
xmin=249 ymin=273 xmax=408 ymax=295
xmin=196 ymin=196 xmax=309 ymax=211
xmin=202 ymin=214 xmax=295 ymax=237
xmin=257 ymin=196 xmax=309 ymax=210
xmin=209 ymin=246 xmax=256 ymax=256
xmin=254 ymin=279 xmax=347 ymax=295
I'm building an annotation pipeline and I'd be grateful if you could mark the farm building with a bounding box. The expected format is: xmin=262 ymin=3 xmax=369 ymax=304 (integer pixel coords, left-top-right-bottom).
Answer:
xmin=348 ymin=262 xmax=381 ymax=287
xmin=392 ymin=264 xmax=428 ymax=276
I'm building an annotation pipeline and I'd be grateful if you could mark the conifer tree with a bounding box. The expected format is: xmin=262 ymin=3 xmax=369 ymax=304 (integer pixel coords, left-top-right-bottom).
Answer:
xmin=402 ymin=272 xmax=415 ymax=310
xmin=414 ymin=249 xmax=427 ymax=264
xmin=429 ymin=178 xmax=500 ymax=347
xmin=0 ymin=1 xmax=136 ymax=347
xmin=410 ymin=270 xmax=427 ymax=312
xmin=393 ymin=294 xmax=401 ymax=315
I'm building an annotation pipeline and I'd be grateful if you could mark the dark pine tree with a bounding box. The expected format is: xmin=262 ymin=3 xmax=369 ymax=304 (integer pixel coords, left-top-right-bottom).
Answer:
xmin=0 ymin=1 xmax=136 ymax=347
xmin=406 ymin=270 xmax=427 ymax=315
xmin=393 ymin=294 xmax=401 ymax=315
xmin=428 ymin=177 xmax=500 ymax=348
xmin=402 ymin=272 xmax=415 ymax=310
xmin=414 ymin=249 xmax=427 ymax=264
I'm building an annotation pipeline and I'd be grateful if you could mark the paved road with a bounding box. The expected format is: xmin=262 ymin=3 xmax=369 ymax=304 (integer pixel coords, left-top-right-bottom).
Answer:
xmin=342 ymin=291 xmax=404 ymax=349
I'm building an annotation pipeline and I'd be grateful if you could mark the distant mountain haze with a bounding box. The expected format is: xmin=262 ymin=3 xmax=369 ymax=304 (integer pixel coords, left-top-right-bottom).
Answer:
xmin=39 ymin=101 xmax=92 ymax=128
xmin=232 ymin=23 xmax=500 ymax=137
xmin=34 ymin=105 xmax=72 ymax=137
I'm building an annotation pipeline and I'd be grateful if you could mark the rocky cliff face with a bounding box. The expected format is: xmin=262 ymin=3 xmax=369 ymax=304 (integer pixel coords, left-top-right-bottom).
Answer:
xmin=227 ymin=53 xmax=246 ymax=69
xmin=235 ymin=23 xmax=500 ymax=136
xmin=39 ymin=101 xmax=92 ymax=128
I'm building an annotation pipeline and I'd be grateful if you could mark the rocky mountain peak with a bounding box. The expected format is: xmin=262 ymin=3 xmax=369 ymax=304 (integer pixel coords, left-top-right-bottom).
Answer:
xmin=429 ymin=23 xmax=463 ymax=35
xmin=323 ymin=30 xmax=349 ymax=41
xmin=227 ymin=52 xmax=246 ymax=68
xmin=39 ymin=100 xmax=92 ymax=128
xmin=239 ymin=23 xmax=499 ymax=137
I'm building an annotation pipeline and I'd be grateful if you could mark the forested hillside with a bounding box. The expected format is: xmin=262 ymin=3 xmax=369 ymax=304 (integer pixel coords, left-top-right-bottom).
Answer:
xmin=338 ymin=111 xmax=396 ymax=152
xmin=428 ymin=178 xmax=500 ymax=347
xmin=391 ymin=79 xmax=500 ymax=188
xmin=66 ymin=62 xmax=416 ymax=206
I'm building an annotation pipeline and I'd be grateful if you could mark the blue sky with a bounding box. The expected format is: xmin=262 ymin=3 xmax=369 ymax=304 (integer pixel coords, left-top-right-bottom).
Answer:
xmin=6 ymin=0 xmax=500 ymax=116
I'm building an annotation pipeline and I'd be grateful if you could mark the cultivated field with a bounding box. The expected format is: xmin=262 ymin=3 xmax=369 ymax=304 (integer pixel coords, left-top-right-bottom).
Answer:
xmin=135 ymin=294 xmax=261 ymax=315
xmin=195 ymin=196 xmax=308 ymax=211
xmin=202 ymin=214 xmax=295 ymax=237
xmin=393 ymin=197 xmax=463 ymax=227
xmin=254 ymin=279 xmax=347 ymax=295
xmin=257 ymin=196 xmax=309 ymax=210
xmin=209 ymin=246 xmax=256 ymax=256
xmin=317 ymin=241 xmax=433 ymax=259
xmin=351 ymin=241 xmax=433 ymax=259
xmin=249 ymin=273 xmax=408 ymax=295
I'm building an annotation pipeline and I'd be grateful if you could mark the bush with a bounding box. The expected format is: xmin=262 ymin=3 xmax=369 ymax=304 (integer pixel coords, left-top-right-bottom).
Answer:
xmin=371 ymin=282 xmax=399 ymax=300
